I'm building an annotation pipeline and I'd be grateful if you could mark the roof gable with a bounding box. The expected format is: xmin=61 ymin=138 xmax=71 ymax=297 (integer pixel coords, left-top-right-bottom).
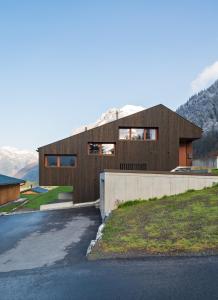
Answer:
xmin=38 ymin=104 xmax=202 ymax=149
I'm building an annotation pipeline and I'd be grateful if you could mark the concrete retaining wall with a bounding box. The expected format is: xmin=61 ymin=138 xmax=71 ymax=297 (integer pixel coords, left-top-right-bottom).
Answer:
xmin=100 ymin=172 xmax=218 ymax=218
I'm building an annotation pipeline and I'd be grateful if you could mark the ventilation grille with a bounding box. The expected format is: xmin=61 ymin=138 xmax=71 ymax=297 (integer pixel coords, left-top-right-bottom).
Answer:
xmin=120 ymin=163 xmax=147 ymax=171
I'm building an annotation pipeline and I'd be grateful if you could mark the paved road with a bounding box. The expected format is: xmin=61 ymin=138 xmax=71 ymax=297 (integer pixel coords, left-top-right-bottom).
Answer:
xmin=0 ymin=209 xmax=217 ymax=300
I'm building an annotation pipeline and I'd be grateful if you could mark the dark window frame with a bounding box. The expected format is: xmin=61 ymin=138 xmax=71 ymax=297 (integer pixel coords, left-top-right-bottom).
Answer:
xmin=45 ymin=154 xmax=77 ymax=168
xmin=119 ymin=127 xmax=158 ymax=141
xmin=88 ymin=143 xmax=116 ymax=156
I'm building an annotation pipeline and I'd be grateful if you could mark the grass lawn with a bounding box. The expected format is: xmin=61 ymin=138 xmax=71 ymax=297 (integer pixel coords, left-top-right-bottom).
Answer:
xmin=0 ymin=186 xmax=72 ymax=213
xmin=20 ymin=186 xmax=72 ymax=210
xmin=90 ymin=185 xmax=218 ymax=259
xmin=212 ymin=168 xmax=218 ymax=175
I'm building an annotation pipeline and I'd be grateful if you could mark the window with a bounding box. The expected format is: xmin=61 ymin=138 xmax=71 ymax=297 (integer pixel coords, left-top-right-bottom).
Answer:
xmin=60 ymin=155 xmax=76 ymax=167
xmin=102 ymin=144 xmax=115 ymax=155
xmin=131 ymin=128 xmax=144 ymax=140
xmin=89 ymin=143 xmax=101 ymax=155
xmin=146 ymin=129 xmax=157 ymax=140
xmin=88 ymin=143 xmax=115 ymax=156
xmin=119 ymin=128 xmax=158 ymax=141
xmin=45 ymin=155 xmax=76 ymax=167
xmin=46 ymin=155 xmax=58 ymax=167
xmin=119 ymin=128 xmax=130 ymax=140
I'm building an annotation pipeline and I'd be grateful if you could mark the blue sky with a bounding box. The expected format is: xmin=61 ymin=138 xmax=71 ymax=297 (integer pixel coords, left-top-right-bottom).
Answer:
xmin=1 ymin=0 xmax=218 ymax=149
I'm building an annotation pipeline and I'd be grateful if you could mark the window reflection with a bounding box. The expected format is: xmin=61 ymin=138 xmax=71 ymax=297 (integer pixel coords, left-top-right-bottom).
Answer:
xmin=131 ymin=128 xmax=144 ymax=140
xmin=60 ymin=156 xmax=76 ymax=167
xmin=146 ymin=129 xmax=157 ymax=140
xmin=102 ymin=144 xmax=115 ymax=155
xmin=89 ymin=144 xmax=101 ymax=155
xmin=119 ymin=129 xmax=130 ymax=140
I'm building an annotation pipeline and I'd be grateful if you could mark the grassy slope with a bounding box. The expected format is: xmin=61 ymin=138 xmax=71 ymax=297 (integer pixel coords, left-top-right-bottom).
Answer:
xmin=0 ymin=202 xmax=21 ymax=213
xmin=91 ymin=185 xmax=218 ymax=258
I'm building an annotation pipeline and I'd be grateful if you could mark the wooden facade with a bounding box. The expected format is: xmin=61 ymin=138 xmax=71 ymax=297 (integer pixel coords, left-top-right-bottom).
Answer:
xmin=0 ymin=184 xmax=20 ymax=205
xmin=38 ymin=104 xmax=202 ymax=203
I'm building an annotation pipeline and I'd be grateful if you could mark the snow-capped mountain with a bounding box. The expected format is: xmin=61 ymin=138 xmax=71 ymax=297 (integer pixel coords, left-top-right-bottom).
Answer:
xmin=73 ymin=105 xmax=145 ymax=134
xmin=0 ymin=146 xmax=38 ymax=178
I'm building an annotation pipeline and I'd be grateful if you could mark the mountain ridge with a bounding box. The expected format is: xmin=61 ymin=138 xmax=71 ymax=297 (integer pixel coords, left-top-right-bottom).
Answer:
xmin=177 ymin=79 xmax=218 ymax=132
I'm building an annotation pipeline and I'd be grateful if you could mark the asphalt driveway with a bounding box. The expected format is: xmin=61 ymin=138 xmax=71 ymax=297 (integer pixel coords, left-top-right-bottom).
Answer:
xmin=0 ymin=208 xmax=218 ymax=300
xmin=0 ymin=207 xmax=101 ymax=272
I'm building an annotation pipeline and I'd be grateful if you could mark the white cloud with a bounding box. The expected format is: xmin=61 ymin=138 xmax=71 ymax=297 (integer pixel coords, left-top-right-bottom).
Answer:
xmin=191 ymin=61 xmax=218 ymax=93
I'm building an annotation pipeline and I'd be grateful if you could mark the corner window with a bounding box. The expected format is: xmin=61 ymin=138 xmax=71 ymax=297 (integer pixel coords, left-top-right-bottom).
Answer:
xmin=88 ymin=143 xmax=115 ymax=156
xmin=45 ymin=155 xmax=77 ymax=167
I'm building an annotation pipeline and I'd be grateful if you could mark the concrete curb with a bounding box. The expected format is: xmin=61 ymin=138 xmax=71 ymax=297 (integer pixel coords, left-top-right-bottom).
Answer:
xmin=86 ymin=223 xmax=105 ymax=257
xmin=40 ymin=199 xmax=100 ymax=211
xmin=40 ymin=202 xmax=74 ymax=211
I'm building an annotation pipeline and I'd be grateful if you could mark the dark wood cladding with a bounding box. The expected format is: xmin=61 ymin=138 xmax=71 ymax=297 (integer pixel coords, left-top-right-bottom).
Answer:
xmin=38 ymin=104 xmax=202 ymax=203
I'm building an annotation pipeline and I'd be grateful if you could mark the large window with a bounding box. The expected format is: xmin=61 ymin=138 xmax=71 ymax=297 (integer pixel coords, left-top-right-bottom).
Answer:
xmin=45 ymin=155 xmax=77 ymax=167
xmin=88 ymin=143 xmax=115 ymax=156
xmin=119 ymin=128 xmax=158 ymax=141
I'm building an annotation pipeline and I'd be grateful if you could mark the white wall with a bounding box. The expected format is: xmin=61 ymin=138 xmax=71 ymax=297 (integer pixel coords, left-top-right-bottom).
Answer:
xmin=100 ymin=172 xmax=218 ymax=218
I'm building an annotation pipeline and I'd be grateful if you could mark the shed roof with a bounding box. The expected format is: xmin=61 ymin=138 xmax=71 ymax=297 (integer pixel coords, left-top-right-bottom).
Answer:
xmin=31 ymin=186 xmax=48 ymax=193
xmin=0 ymin=174 xmax=25 ymax=186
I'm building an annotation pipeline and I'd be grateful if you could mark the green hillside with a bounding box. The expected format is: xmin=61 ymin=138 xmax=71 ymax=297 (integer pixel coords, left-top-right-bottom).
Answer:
xmin=90 ymin=185 xmax=218 ymax=259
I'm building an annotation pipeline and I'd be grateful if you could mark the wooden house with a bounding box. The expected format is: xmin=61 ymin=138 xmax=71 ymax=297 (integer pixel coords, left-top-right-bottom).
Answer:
xmin=0 ymin=174 xmax=25 ymax=205
xmin=38 ymin=104 xmax=202 ymax=203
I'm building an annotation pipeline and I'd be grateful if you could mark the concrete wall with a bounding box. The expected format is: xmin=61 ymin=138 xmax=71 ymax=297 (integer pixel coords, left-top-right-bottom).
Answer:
xmin=100 ymin=172 xmax=218 ymax=218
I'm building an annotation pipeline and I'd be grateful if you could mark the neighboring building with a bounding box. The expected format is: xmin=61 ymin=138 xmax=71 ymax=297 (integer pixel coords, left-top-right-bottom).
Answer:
xmin=21 ymin=186 xmax=48 ymax=195
xmin=38 ymin=104 xmax=202 ymax=203
xmin=0 ymin=174 xmax=25 ymax=205
xmin=193 ymin=154 xmax=218 ymax=169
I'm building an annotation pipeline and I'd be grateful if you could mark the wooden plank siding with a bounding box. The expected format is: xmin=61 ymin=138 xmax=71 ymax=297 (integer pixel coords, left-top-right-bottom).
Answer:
xmin=38 ymin=104 xmax=202 ymax=203
xmin=0 ymin=185 xmax=20 ymax=205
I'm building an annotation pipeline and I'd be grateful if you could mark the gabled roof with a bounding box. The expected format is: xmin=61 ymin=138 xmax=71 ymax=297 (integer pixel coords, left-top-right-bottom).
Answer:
xmin=0 ymin=174 xmax=25 ymax=186
xmin=38 ymin=104 xmax=202 ymax=149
